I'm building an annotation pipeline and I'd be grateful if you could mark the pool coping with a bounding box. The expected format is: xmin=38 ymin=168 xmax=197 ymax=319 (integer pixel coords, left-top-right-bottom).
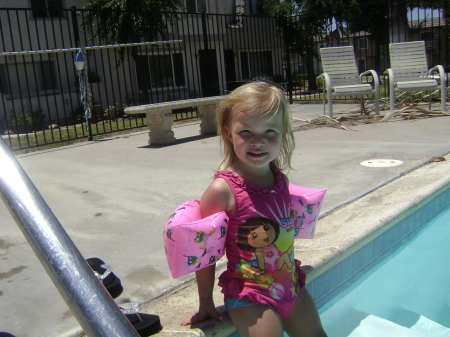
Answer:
xmin=135 ymin=154 xmax=450 ymax=337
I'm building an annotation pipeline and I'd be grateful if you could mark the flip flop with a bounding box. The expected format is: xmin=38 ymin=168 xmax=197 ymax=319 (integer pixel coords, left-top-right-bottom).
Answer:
xmin=116 ymin=298 xmax=162 ymax=336
xmin=86 ymin=257 xmax=123 ymax=299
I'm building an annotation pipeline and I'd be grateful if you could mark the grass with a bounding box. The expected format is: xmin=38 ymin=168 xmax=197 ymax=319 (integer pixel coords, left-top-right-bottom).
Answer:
xmin=4 ymin=113 xmax=200 ymax=154
xmin=4 ymin=117 xmax=147 ymax=154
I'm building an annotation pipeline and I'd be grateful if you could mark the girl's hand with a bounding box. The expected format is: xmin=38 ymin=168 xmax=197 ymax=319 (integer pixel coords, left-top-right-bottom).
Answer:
xmin=180 ymin=296 xmax=223 ymax=325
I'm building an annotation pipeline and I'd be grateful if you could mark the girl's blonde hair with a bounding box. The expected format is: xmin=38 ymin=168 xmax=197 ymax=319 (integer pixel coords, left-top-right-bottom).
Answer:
xmin=217 ymin=81 xmax=295 ymax=171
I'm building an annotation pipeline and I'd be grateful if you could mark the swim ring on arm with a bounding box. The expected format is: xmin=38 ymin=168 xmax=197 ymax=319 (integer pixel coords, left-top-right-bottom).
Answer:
xmin=289 ymin=184 xmax=326 ymax=239
xmin=163 ymin=200 xmax=228 ymax=279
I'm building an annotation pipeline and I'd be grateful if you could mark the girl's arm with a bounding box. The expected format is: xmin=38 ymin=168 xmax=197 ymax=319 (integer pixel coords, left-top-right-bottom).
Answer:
xmin=180 ymin=265 xmax=220 ymax=325
xmin=180 ymin=178 xmax=233 ymax=326
xmin=255 ymin=248 xmax=266 ymax=273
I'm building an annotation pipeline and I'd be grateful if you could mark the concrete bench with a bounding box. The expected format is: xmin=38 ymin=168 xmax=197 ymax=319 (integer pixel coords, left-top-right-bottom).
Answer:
xmin=124 ymin=96 xmax=223 ymax=145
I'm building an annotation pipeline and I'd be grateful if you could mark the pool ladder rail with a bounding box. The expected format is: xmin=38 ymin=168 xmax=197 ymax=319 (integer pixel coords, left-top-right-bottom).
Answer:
xmin=0 ymin=137 xmax=140 ymax=336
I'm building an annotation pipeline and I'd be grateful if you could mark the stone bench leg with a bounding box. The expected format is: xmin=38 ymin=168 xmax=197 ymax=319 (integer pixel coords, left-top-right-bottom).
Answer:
xmin=145 ymin=110 xmax=176 ymax=145
xmin=198 ymin=104 xmax=219 ymax=135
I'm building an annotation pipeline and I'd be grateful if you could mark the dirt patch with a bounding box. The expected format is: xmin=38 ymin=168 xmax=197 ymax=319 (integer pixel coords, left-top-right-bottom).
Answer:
xmin=292 ymin=114 xmax=385 ymax=132
xmin=292 ymin=106 xmax=450 ymax=132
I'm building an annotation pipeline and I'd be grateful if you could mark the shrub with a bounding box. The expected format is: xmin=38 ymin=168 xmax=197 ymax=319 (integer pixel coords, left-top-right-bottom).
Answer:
xmin=103 ymin=105 xmax=122 ymax=120
xmin=0 ymin=114 xmax=6 ymax=134
xmin=10 ymin=104 xmax=46 ymax=133
xmin=70 ymin=105 xmax=86 ymax=124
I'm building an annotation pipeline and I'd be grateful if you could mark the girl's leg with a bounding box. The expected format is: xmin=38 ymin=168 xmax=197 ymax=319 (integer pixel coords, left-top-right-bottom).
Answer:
xmin=283 ymin=287 xmax=327 ymax=337
xmin=228 ymin=304 xmax=284 ymax=337
xmin=277 ymin=252 xmax=294 ymax=271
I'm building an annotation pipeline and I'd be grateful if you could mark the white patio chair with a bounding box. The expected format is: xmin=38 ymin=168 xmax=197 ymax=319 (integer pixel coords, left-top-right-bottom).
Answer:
xmin=387 ymin=41 xmax=446 ymax=112
xmin=317 ymin=46 xmax=380 ymax=118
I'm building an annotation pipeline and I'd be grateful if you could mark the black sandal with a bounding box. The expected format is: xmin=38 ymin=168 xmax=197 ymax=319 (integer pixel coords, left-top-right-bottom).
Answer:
xmin=116 ymin=298 xmax=162 ymax=336
xmin=86 ymin=257 xmax=123 ymax=299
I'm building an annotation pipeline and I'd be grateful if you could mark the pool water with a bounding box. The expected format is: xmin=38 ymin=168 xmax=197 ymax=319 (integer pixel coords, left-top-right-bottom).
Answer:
xmin=320 ymin=204 xmax=450 ymax=336
xmin=229 ymin=187 xmax=450 ymax=337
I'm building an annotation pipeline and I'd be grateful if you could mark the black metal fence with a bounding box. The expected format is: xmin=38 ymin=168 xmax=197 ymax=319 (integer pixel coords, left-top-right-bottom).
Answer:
xmin=0 ymin=2 xmax=449 ymax=150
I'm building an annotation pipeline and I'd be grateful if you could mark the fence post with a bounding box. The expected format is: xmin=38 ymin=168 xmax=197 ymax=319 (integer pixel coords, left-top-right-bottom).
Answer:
xmin=201 ymin=10 xmax=209 ymax=50
xmin=0 ymin=137 xmax=140 ymax=337
xmin=71 ymin=6 xmax=80 ymax=48
xmin=283 ymin=22 xmax=293 ymax=104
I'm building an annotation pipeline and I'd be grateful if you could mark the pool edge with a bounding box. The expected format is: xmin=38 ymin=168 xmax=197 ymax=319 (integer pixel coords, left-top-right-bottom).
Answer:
xmin=301 ymin=154 xmax=450 ymax=312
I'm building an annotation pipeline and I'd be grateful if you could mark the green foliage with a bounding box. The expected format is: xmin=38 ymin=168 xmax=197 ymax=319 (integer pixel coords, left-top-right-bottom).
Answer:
xmin=0 ymin=114 xmax=6 ymax=133
xmin=103 ymin=104 xmax=123 ymax=120
xmin=291 ymin=72 xmax=308 ymax=86
xmin=124 ymin=91 xmax=150 ymax=107
xmin=81 ymin=0 xmax=184 ymax=62
xmin=88 ymin=70 xmax=101 ymax=83
xmin=70 ymin=105 xmax=86 ymax=124
xmin=268 ymin=0 xmax=357 ymax=55
xmin=267 ymin=0 xmax=357 ymax=91
xmin=10 ymin=103 xmax=46 ymax=133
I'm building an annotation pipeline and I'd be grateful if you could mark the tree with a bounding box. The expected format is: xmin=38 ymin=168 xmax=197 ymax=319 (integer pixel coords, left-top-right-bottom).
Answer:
xmin=268 ymin=0 xmax=357 ymax=92
xmin=81 ymin=0 xmax=183 ymax=62
xmin=389 ymin=0 xmax=450 ymax=43
xmin=345 ymin=0 xmax=389 ymax=73
xmin=272 ymin=0 xmax=449 ymax=85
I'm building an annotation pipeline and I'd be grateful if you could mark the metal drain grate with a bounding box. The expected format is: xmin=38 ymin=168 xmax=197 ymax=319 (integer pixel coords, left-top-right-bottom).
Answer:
xmin=360 ymin=159 xmax=404 ymax=167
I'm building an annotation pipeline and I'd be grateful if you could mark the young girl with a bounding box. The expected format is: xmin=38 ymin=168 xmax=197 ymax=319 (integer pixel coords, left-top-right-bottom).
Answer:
xmin=181 ymin=82 xmax=327 ymax=337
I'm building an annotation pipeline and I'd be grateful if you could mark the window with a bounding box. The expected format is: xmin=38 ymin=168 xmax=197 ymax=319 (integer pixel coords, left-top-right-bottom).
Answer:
xmin=341 ymin=40 xmax=349 ymax=46
xmin=186 ymin=0 xmax=207 ymax=13
xmin=249 ymin=0 xmax=266 ymax=15
xmin=240 ymin=50 xmax=273 ymax=80
xmin=359 ymin=38 xmax=368 ymax=49
xmin=420 ymin=31 xmax=435 ymax=41
xmin=319 ymin=42 xmax=329 ymax=48
xmin=31 ymin=0 xmax=63 ymax=18
xmin=0 ymin=60 xmax=57 ymax=96
xmin=136 ymin=53 xmax=186 ymax=91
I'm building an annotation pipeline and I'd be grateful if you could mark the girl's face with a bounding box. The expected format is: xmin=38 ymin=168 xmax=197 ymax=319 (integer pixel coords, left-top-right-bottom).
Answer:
xmin=247 ymin=223 xmax=277 ymax=248
xmin=224 ymin=109 xmax=284 ymax=171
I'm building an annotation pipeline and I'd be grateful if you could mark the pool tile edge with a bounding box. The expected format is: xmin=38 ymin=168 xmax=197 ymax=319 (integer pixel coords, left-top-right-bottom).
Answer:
xmin=299 ymin=154 xmax=450 ymax=312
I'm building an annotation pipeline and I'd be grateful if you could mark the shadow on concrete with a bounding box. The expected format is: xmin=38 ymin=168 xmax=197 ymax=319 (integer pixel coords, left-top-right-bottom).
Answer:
xmin=138 ymin=134 xmax=216 ymax=149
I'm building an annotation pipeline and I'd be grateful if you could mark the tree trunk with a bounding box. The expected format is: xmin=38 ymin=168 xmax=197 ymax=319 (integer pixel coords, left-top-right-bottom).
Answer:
xmin=389 ymin=0 xmax=410 ymax=43
xmin=374 ymin=39 xmax=381 ymax=74
xmin=306 ymin=51 xmax=318 ymax=92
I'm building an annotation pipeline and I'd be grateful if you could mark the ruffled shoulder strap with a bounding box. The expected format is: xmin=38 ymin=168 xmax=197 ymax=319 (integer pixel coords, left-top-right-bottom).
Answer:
xmin=214 ymin=169 xmax=285 ymax=196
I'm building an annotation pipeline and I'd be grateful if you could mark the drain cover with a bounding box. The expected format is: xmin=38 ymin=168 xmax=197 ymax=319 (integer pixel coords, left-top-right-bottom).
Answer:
xmin=360 ymin=159 xmax=404 ymax=167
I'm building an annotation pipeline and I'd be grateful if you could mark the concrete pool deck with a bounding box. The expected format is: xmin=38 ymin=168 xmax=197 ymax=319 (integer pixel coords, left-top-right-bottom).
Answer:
xmin=1 ymin=103 xmax=450 ymax=337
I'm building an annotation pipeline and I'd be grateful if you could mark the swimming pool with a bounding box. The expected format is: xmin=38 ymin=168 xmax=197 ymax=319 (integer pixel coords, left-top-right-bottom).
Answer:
xmin=320 ymin=198 xmax=450 ymax=336
xmin=229 ymin=183 xmax=450 ymax=337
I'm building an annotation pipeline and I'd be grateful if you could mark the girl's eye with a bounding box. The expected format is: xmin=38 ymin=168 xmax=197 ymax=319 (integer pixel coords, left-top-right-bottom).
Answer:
xmin=264 ymin=224 xmax=271 ymax=231
xmin=239 ymin=130 xmax=251 ymax=136
xmin=266 ymin=129 xmax=277 ymax=135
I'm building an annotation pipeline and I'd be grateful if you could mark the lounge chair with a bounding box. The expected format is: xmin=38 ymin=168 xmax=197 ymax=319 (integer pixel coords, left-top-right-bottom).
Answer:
xmin=318 ymin=46 xmax=380 ymax=118
xmin=387 ymin=40 xmax=446 ymax=112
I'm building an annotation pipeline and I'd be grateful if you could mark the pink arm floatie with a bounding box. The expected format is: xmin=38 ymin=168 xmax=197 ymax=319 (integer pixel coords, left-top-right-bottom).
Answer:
xmin=163 ymin=185 xmax=326 ymax=278
xmin=289 ymin=184 xmax=326 ymax=239
xmin=163 ymin=200 xmax=228 ymax=279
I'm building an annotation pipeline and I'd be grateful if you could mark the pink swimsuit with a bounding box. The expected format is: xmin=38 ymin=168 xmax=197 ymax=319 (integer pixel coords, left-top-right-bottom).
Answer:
xmin=215 ymin=169 xmax=306 ymax=319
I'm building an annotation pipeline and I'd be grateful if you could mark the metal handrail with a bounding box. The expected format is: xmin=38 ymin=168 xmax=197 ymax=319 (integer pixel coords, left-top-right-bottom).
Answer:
xmin=0 ymin=137 xmax=139 ymax=337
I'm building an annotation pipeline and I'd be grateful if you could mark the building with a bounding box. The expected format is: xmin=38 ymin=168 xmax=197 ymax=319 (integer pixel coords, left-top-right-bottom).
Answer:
xmin=0 ymin=0 xmax=283 ymax=129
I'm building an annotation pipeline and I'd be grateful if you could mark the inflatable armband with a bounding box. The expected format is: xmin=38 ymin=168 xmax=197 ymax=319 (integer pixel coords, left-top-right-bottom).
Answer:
xmin=289 ymin=184 xmax=326 ymax=239
xmin=163 ymin=200 xmax=228 ymax=279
